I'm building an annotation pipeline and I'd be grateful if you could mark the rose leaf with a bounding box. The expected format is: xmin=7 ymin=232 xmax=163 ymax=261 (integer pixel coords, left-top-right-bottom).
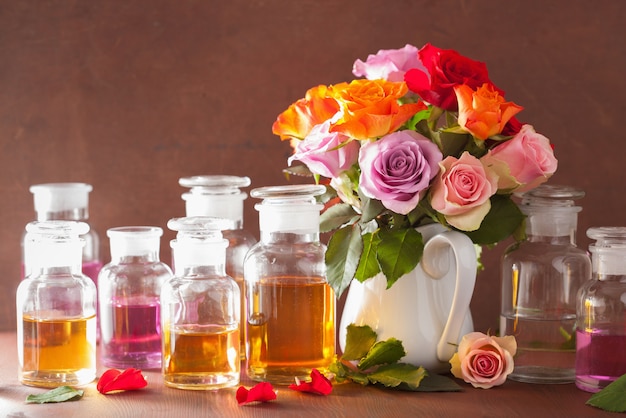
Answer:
xmin=325 ymin=224 xmax=363 ymax=298
xmin=367 ymin=363 xmax=427 ymax=390
xmin=320 ymin=202 xmax=359 ymax=233
xmin=586 ymin=373 xmax=626 ymax=413
xmin=26 ymin=386 xmax=84 ymax=404
xmin=342 ymin=324 xmax=378 ymax=361
xmin=376 ymin=227 xmax=423 ymax=288
xmin=358 ymin=338 xmax=406 ymax=371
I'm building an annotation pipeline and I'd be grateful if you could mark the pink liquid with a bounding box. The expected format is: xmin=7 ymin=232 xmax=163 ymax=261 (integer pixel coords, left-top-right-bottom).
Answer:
xmin=575 ymin=330 xmax=626 ymax=392
xmin=101 ymin=301 xmax=162 ymax=369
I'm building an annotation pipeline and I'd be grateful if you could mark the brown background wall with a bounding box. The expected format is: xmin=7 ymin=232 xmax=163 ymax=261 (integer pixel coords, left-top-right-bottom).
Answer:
xmin=1 ymin=0 xmax=624 ymax=332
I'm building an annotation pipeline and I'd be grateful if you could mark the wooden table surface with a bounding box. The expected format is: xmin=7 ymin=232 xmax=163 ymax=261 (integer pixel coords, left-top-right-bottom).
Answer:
xmin=0 ymin=332 xmax=615 ymax=417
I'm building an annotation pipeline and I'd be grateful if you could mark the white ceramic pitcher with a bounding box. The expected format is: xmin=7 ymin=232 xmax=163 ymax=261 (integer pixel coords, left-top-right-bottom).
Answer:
xmin=339 ymin=223 xmax=477 ymax=373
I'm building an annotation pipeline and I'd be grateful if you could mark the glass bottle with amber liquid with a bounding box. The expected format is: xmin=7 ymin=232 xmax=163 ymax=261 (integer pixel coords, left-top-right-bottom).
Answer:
xmin=244 ymin=185 xmax=335 ymax=385
xmin=16 ymin=220 xmax=97 ymax=387
xmin=161 ymin=217 xmax=240 ymax=390
xmin=179 ymin=175 xmax=256 ymax=360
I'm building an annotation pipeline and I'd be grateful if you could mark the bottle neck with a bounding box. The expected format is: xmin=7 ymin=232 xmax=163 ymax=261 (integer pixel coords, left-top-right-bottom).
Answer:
xmin=525 ymin=210 xmax=578 ymax=244
xmin=36 ymin=208 xmax=89 ymax=222
xmin=260 ymin=231 xmax=319 ymax=244
xmin=27 ymin=242 xmax=84 ymax=276
xmin=112 ymin=253 xmax=160 ymax=264
xmin=174 ymin=264 xmax=225 ymax=277
xmin=171 ymin=240 xmax=227 ymax=275
xmin=591 ymin=247 xmax=626 ymax=277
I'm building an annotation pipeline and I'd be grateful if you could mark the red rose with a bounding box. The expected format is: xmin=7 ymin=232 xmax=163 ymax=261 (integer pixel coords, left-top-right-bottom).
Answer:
xmin=404 ymin=43 xmax=503 ymax=111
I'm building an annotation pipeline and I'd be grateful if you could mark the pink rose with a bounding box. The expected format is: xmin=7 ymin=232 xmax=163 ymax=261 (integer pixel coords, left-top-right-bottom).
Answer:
xmin=430 ymin=151 xmax=498 ymax=231
xmin=352 ymin=44 xmax=426 ymax=82
xmin=358 ymin=130 xmax=442 ymax=215
xmin=481 ymin=124 xmax=558 ymax=193
xmin=450 ymin=332 xmax=517 ymax=389
xmin=289 ymin=121 xmax=359 ymax=178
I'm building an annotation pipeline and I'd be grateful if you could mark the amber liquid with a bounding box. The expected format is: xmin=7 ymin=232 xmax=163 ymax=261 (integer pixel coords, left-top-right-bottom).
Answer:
xmin=246 ymin=276 xmax=335 ymax=384
xmin=162 ymin=324 xmax=240 ymax=390
xmin=20 ymin=314 xmax=96 ymax=387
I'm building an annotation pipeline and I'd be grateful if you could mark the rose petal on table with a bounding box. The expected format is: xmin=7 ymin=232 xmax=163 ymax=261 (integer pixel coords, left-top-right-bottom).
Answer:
xmin=236 ymin=382 xmax=277 ymax=405
xmin=97 ymin=368 xmax=148 ymax=394
xmin=288 ymin=369 xmax=333 ymax=395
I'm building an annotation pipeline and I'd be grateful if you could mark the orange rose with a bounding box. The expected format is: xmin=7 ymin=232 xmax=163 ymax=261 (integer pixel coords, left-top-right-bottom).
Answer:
xmin=454 ymin=83 xmax=523 ymax=141
xmin=272 ymin=85 xmax=340 ymax=141
xmin=329 ymin=79 xmax=426 ymax=140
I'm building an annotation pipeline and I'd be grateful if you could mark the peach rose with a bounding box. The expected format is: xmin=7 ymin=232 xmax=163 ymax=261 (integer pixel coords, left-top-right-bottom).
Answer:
xmin=450 ymin=332 xmax=517 ymax=389
xmin=454 ymin=83 xmax=523 ymax=140
xmin=329 ymin=79 xmax=426 ymax=140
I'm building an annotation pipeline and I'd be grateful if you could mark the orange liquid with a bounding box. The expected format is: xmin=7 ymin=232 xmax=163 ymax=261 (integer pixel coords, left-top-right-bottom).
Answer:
xmin=162 ymin=324 xmax=240 ymax=389
xmin=246 ymin=277 xmax=335 ymax=384
xmin=20 ymin=314 xmax=96 ymax=387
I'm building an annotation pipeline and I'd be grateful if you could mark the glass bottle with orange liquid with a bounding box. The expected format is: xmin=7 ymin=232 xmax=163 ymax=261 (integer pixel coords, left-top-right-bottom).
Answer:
xmin=16 ymin=220 xmax=97 ymax=388
xmin=179 ymin=175 xmax=256 ymax=360
xmin=244 ymin=185 xmax=335 ymax=385
xmin=161 ymin=217 xmax=240 ymax=390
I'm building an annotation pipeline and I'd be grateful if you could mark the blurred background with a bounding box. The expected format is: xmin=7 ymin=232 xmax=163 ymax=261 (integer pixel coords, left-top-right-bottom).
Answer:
xmin=1 ymin=0 xmax=624 ymax=332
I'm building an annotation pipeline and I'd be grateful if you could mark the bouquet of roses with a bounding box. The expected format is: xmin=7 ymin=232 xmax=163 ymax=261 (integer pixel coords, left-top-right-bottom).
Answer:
xmin=272 ymin=43 xmax=558 ymax=297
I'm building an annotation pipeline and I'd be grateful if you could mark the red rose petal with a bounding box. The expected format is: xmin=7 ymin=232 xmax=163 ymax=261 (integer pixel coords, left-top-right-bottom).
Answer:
xmin=288 ymin=369 xmax=333 ymax=395
xmin=97 ymin=368 xmax=148 ymax=394
xmin=236 ymin=382 xmax=276 ymax=405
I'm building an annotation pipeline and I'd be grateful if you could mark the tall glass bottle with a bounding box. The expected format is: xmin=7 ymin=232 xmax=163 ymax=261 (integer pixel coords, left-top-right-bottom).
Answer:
xmin=99 ymin=227 xmax=173 ymax=369
xmin=244 ymin=185 xmax=335 ymax=385
xmin=180 ymin=175 xmax=256 ymax=359
xmin=16 ymin=221 xmax=97 ymax=387
xmin=500 ymin=184 xmax=591 ymax=383
xmin=161 ymin=217 xmax=240 ymax=390
xmin=576 ymin=227 xmax=626 ymax=392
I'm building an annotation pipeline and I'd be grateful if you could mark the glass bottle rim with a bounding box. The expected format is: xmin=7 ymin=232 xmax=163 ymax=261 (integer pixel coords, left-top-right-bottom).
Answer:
xmin=250 ymin=184 xmax=326 ymax=201
xmin=167 ymin=216 xmax=234 ymax=234
xmin=107 ymin=226 xmax=163 ymax=238
xmin=587 ymin=226 xmax=626 ymax=244
xmin=26 ymin=220 xmax=90 ymax=237
xmin=179 ymin=175 xmax=251 ymax=193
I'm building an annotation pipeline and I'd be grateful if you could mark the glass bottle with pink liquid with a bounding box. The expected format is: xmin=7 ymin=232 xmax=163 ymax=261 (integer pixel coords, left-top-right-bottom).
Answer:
xmin=98 ymin=227 xmax=172 ymax=369
xmin=576 ymin=226 xmax=626 ymax=392
xmin=161 ymin=217 xmax=240 ymax=390
xmin=17 ymin=220 xmax=97 ymax=388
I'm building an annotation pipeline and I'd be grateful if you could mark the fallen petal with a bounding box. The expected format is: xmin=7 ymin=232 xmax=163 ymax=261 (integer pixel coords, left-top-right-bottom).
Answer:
xmin=236 ymin=382 xmax=277 ymax=405
xmin=97 ymin=368 xmax=148 ymax=394
xmin=289 ymin=369 xmax=333 ymax=395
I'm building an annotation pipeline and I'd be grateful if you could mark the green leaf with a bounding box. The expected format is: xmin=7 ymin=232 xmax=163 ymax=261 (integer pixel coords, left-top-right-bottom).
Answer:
xmin=407 ymin=373 xmax=462 ymax=392
xmin=358 ymin=191 xmax=386 ymax=223
xmin=26 ymin=386 xmax=84 ymax=404
xmin=325 ymin=224 xmax=363 ymax=297
xmin=586 ymin=373 xmax=626 ymax=412
xmin=376 ymin=227 xmax=423 ymax=288
xmin=341 ymin=324 xmax=378 ymax=361
xmin=282 ymin=164 xmax=314 ymax=179
xmin=354 ymin=232 xmax=381 ymax=282
xmin=464 ymin=194 xmax=524 ymax=245
xmin=320 ymin=202 xmax=359 ymax=233
xmin=358 ymin=338 xmax=406 ymax=370
xmin=438 ymin=130 xmax=472 ymax=158
xmin=367 ymin=363 xmax=427 ymax=389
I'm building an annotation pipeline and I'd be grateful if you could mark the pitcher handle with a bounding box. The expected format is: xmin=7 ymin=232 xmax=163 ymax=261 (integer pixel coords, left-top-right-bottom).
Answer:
xmin=421 ymin=230 xmax=477 ymax=362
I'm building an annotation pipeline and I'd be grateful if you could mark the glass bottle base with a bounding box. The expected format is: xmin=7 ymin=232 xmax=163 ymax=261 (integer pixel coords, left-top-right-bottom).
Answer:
xmin=508 ymin=366 xmax=574 ymax=384
xmin=247 ymin=365 xmax=331 ymax=386
xmin=19 ymin=369 xmax=95 ymax=388
xmin=163 ymin=372 xmax=240 ymax=390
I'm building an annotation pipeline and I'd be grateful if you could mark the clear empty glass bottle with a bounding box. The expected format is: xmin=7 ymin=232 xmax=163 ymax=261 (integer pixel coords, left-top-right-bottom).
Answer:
xmin=99 ymin=227 xmax=173 ymax=369
xmin=500 ymin=184 xmax=591 ymax=383
xmin=575 ymin=227 xmax=626 ymax=392
xmin=244 ymin=185 xmax=335 ymax=385
xmin=161 ymin=217 xmax=240 ymax=390
xmin=179 ymin=175 xmax=256 ymax=360
xmin=17 ymin=221 xmax=97 ymax=387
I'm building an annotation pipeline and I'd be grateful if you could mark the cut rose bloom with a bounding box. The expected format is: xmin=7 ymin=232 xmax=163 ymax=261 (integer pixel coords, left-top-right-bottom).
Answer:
xmin=430 ymin=151 xmax=498 ymax=231
xmin=236 ymin=382 xmax=277 ymax=405
xmin=404 ymin=43 xmax=503 ymax=111
xmin=450 ymin=332 xmax=517 ymax=389
xmin=454 ymin=83 xmax=523 ymax=140
xmin=481 ymin=124 xmax=558 ymax=193
xmin=288 ymin=368 xmax=333 ymax=395
xmin=352 ymin=44 xmax=426 ymax=82
xmin=288 ymin=121 xmax=359 ymax=178
xmin=329 ymin=79 xmax=427 ymax=140
xmin=272 ymin=85 xmax=340 ymax=142
xmin=359 ymin=130 xmax=442 ymax=215
xmin=97 ymin=368 xmax=148 ymax=394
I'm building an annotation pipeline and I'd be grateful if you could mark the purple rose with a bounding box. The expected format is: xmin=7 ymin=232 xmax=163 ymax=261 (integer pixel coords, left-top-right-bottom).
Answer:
xmin=289 ymin=121 xmax=359 ymax=178
xmin=352 ymin=44 xmax=426 ymax=82
xmin=358 ymin=130 xmax=443 ymax=214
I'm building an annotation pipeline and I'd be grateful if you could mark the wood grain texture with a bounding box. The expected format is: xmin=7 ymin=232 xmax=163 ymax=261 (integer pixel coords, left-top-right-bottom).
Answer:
xmin=1 ymin=0 xmax=626 ymax=334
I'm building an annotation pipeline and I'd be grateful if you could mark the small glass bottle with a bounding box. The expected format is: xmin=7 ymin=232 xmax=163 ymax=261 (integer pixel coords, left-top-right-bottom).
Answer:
xmin=17 ymin=220 xmax=97 ymax=387
xmin=25 ymin=183 xmax=102 ymax=283
xmin=179 ymin=175 xmax=256 ymax=360
xmin=244 ymin=184 xmax=335 ymax=385
xmin=575 ymin=227 xmax=626 ymax=392
xmin=161 ymin=217 xmax=240 ymax=390
xmin=99 ymin=227 xmax=173 ymax=369
xmin=500 ymin=184 xmax=591 ymax=383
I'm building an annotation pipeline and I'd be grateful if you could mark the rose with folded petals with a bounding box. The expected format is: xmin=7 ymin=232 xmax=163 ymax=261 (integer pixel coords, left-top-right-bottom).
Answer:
xmin=329 ymin=79 xmax=427 ymax=140
xmin=288 ymin=121 xmax=359 ymax=178
xmin=358 ymin=130 xmax=442 ymax=215
xmin=481 ymin=124 xmax=558 ymax=193
xmin=430 ymin=151 xmax=498 ymax=231
xmin=272 ymin=85 xmax=340 ymax=142
xmin=450 ymin=332 xmax=517 ymax=389
xmin=352 ymin=44 xmax=426 ymax=82
xmin=404 ymin=43 xmax=503 ymax=111
xmin=454 ymin=83 xmax=523 ymax=141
